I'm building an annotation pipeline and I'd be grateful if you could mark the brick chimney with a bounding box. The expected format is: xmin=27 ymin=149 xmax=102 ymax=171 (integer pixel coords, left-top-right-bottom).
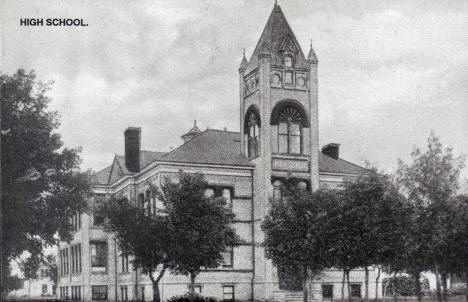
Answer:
xmin=322 ymin=143 xmax=340 ymax=160
xmin=124 ymin=127 xmax=141 ymax=173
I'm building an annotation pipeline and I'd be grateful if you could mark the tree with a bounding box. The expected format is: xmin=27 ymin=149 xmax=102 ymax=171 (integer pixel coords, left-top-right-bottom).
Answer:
xmin=262 ymin=188 xmax=338 ymax=302
xmin=396 ymin=133 xmax=466 ymax=302
xmin=1 ymin=69 xmax=90 ymax=293
xmin=19 ymin=255 xmax=41 ymax=297
xmin=100 ymin=196 xmax=173 ymax=302
xmin=157 ymin=172 xmax=239 ymax=295
xmin=339 ymin=172 xmax=410 ymax=302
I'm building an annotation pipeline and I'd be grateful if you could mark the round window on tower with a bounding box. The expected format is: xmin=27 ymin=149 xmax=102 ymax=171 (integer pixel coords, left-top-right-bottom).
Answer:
xmin=297 ymin=76 xmax=306 ymax=87
xmin=271 ymin=73 xmax=281 ymax=86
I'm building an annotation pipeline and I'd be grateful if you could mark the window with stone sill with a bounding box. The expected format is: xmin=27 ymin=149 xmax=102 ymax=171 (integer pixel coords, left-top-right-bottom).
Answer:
xmin=221 ymin=245 xmax=233 ymax=268
xmin=92 ymin=286 xmax=107 ymax=301
xmin=204 ymin=187 xmax=233 ymax=207
xmin=322 ymin=284 xmax=333 ymax=300
xmin=350 ymin=283 xmax=361 ymax=298
xmin=90 ymin=241 xmax=107 ymax=273
xmin=223 ymin=285 xmax=234 ymax=301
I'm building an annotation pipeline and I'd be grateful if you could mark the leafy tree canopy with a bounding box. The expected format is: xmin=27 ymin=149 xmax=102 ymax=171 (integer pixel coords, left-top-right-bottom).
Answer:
xmin=1 ymin=69 xmax=90 ymax=293
xmin=157 ymin=173 xmax=239 ymax=289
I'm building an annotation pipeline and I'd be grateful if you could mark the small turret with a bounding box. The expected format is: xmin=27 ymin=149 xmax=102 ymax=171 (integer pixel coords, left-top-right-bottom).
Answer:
xmin=307 ymin=39 xmax=318 ymax=64
xmin=181 ymin=120 xmax=201 ymax=143
xmin=239 ymin=49 xmax=249 ymax=73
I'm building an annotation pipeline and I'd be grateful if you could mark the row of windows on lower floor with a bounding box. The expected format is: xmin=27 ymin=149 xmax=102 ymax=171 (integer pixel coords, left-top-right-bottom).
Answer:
xmin=58 ymin=285 xmax=235 ymax=301
xmin=60 ymin=241 xmax=234 ymax=277
xmin=321 ymin=283 xmax=362 ymax=299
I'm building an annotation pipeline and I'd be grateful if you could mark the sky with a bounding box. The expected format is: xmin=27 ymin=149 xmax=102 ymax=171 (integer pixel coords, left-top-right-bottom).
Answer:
xmin=1 ymin=0 xmax=468 ymax=188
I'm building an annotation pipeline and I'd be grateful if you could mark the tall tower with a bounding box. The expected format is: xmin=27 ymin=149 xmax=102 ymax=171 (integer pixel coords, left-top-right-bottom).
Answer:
xmin=238 ymin=3 xmax=319 ymax=300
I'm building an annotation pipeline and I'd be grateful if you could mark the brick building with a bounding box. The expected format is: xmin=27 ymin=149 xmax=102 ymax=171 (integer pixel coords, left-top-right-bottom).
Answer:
xmin=58 ymin=4 xmax=381 ymax=301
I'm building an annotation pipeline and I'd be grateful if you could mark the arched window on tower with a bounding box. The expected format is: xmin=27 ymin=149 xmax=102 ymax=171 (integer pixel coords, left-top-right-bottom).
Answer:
xmin=278 ymin=106 xmax=303 ymax=154
xmin=244 ymin=107 xmax=261 ymax=159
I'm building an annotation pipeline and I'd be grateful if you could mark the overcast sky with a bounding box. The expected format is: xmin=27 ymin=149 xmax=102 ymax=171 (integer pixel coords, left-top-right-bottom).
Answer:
xmin=2 ymin=0 xmax=467 ymax=187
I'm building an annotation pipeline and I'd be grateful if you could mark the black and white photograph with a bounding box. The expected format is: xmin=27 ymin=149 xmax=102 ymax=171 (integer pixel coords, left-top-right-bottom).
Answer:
xmin=1 ymin=1 xmax=467 ymax=302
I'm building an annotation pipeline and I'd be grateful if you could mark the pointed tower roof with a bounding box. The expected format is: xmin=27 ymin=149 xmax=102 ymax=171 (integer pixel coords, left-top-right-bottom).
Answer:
xmin=238 ymin=50 xmax=249 ymax=72
xmin=245 ymin=4 xmax=308 ymax=74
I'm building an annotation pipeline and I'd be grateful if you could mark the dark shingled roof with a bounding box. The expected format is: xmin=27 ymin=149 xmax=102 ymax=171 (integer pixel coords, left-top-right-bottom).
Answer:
xmin=91 ymin=151 xmax=166 ymax=185
xmin=161 ymin=129 xmax=253 ymax=167
xmin=91 ymin=166 xmax=112 ymax=185
xmin=318 ymin=152 xmax=367 ymax=175
xmin=91 ymin=130 xmax=366 ymax=185
xmin=116 ymin=151 xmax=167 ymax=174
xmin=245 ymin=4 xmax=309 ymax=74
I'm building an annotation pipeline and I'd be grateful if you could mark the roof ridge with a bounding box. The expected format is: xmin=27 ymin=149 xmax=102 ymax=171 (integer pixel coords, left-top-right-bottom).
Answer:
xmin=206 ymin=128 xmax=240 ymax=134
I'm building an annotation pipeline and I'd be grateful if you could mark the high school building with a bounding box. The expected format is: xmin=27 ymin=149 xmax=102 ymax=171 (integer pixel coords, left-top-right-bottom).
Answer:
xmin=58 ymin=4 xmax=381 ymax=301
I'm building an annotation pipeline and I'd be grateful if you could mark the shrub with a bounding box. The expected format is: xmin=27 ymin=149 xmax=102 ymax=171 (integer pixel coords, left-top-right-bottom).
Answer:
xmin=382 ymin=275 xmax=430 ymax=296
xmin=167 ymin=293 xmax=217 ymax=302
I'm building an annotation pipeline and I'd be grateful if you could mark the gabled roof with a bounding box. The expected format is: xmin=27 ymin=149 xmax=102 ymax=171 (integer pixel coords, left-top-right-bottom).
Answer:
xmin=91 ymin=130 xmax=366 ymax=186
xmin=245 ymin=4 xmax=308 ymax=74
xmin=91 ymin=151 xmax=166 ymax=185
xmin=116 ymin=151 xmax=167 ymax=174
xmin=161 ymin=129 xmax=253 ymax=167
xmin=318 ymin=152 xmax=367 ymax=175
xmin=91 ymin=165 xmax=112 ymax=185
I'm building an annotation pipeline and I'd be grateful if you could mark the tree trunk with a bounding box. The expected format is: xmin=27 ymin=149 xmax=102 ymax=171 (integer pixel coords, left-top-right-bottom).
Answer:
xmin=365 ymin=267 xmax=369 ymax=302
xmin=346 ymin=270 xmax=351 ymax=302
xmin=189 ymin=272 xmax=196 ymax=296
xmin=392 ymin=272 xmax=397 ymax=302
xmin=303 ymin=266 xmax=308 ymax=302
xmin=148 ymin=266 xmax=167 ymax=302
xmin=375 ymin=266 xmax=381 ymax=302
xmin=303 ymin=278 xmax=308 ymax=302
xmin=412 ymin=271 xmax=422 ymax=302
xmin=342 ymin=270 xmax=346 ymax=302
xmin=434 ymin=264 xmax=442 ymax=302
xmin=441 ymin=272 xmax=448 ymax=302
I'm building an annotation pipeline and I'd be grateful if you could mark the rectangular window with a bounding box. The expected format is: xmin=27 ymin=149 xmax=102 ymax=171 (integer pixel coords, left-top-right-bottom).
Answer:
xmin=65 ymin=248 xmax=69 ymax=275
xmin=78 ymin=243 xmax=82 ymax=273
xmin=121 ymin=286 xmax=128 ymax=301
xmin=223 ymin=286 xmax=234 ymax=301
xmin=65 ymin=286 xmax=69 ymax=300
xmin=93 ymin=210 xmax=105 ymax=226
xmin=42 ymin=284 xmax=48 ymax=294
xmin=72 ymin=211 xmax=81 ymax=231
xmin=92 ymin=286 xmax=107 ymax=301
xmin=290 ymin=135 xmax=301 ymax=154
xmin=222 ymin=246 xmax=233 ymax=267
xmin=278 ymin=122 xmax=288 ymax=153
xmin=90 ymin=241 xmax=107 ymax=273
xmin=53 ymin=285 xmax=56 ymax=296
xmin=350 ymin=284 xmax=361 ymax=298
xmin=222 ymin=188 xmax=232 ymax=207
xmin=71 ymin=286 xmax=81 ymax=301
xmin=71 ymin=245 xmax=75 ymax=274
xmin=141 ymin=286 xmax=145 ymax=301
xmin=121 ymin=253 xmax=129 ymax=273
xmin=322 ymin=284 xmax=333 ymax=300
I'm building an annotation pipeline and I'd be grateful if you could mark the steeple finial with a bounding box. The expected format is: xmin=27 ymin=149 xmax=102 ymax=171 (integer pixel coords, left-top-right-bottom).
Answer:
xmin=194 ymin=120 xmax=196 ymax=126
xmin=275 ymin=0 xmax=277 ymax=6
xmin=310 ymin=38 xmax=313 ymax=49
xmin=243 ymin=48 xmax=245 ymax=57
